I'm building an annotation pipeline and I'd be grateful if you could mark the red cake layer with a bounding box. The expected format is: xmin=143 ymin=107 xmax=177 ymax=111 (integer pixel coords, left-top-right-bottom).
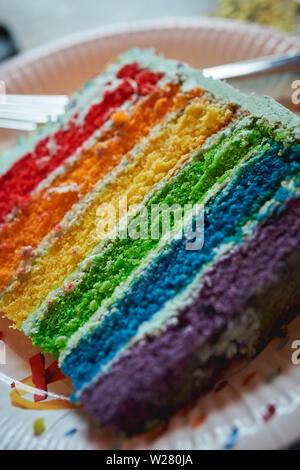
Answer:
xmin=0 ymin=64 xmax=162 ymax=224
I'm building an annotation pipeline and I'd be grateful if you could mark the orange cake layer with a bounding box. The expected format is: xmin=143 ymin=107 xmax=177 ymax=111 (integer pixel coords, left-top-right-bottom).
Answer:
xmin=0 ymin=96 xmax=234 ymax=327
xmin=0 ymin=84 xmax=185 ymax=290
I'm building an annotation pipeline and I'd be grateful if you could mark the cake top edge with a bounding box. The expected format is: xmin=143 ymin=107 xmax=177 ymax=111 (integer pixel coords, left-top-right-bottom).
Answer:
xmin=116 ymin=47 xmax=300 ymax=135
xmin=1 ymin=46 xmax=299 ymax=166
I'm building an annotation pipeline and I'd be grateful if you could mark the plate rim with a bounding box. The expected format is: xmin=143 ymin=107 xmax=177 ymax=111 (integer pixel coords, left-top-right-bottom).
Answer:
xmin=0 ymin=16 xmax=299 ymax=75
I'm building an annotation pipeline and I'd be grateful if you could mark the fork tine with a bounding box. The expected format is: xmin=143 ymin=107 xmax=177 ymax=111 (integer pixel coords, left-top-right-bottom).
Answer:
xmin=1 ymin=101 xmax=66 ymax=111
xmin=0 ymin=118 xmax=37 ymax=131
xmin=1 ymin=95 xmax=67 ymax=114
xmin=0 ymin=109 xmax=58 ymax=123
xmin=0 ymin=94 xmax=67 ymax=129
xmin=4 ymin=94 xmax=68 ymax=105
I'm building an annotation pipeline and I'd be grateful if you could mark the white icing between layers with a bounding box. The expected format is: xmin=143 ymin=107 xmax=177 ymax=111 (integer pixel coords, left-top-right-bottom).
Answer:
xmin=22 ymin=115 xmax=248 ymax=337
xmin=3 ymin=47 xmax=299 ymax=183
xmin=72 ymin=177 xmax=300 ymax=395
xmin=4 ymin=47 xmax=300 ymax=346
xmin=2 ymin=92 xmax=186 ymax=299
xmin=118 ymin=49 xmax=300 ymax=134
xmin=0 ymin=75 xmax=166 ymax=228
xmin=29 ymin=98 xmax=137 ymax=198
xmin=55 ymin=122 xmax=276 ymax=364
xmin=0 ymin=49 xmax=163 ymax=178
xmin=3 ymin=49 xmax=298 ymax=283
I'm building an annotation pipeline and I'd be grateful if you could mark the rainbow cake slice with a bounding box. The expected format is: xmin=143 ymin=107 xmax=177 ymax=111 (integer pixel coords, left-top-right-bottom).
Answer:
xmin=1 ymin=49 xmax=300 ymax=434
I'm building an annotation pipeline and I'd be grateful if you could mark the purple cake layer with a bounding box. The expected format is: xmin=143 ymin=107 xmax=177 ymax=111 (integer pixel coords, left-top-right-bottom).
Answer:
xmin=79 ymin=193 xmax=300 ymax=433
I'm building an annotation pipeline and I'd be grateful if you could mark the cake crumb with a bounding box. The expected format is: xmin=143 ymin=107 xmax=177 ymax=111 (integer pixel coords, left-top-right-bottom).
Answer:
xmin=112 ymin=110 xmax=131 ymax=125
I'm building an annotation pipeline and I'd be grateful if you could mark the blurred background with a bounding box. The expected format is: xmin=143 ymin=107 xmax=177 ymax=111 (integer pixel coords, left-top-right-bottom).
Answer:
xmin=0 ymin=0 xmax=299 ymax=57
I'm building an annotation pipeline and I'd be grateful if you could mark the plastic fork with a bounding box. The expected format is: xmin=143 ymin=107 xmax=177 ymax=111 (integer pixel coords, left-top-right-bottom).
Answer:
xmin=0 ymin=94 xmax=68 ymax=131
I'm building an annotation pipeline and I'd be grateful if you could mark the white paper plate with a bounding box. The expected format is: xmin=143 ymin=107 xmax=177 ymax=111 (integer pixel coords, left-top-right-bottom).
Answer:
xmin=0 ymin=18 xmax=299 ymax=450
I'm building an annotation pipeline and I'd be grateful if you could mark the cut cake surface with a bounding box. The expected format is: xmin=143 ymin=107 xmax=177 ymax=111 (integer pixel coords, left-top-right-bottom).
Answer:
xmin=0 ymin=49 xmax=299 ymax=434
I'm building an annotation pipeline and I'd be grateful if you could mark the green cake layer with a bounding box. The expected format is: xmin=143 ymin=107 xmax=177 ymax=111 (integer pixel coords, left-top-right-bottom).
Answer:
xmin=0 ymin=48 xmax=299 ymax=435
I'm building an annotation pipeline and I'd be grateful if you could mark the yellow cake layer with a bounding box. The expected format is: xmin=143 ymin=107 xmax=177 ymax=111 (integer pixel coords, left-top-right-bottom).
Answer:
xmin=0 ymin=97 xmax=234 ymax=328
xmin=0 ymin=84 xmax=183 ymax=291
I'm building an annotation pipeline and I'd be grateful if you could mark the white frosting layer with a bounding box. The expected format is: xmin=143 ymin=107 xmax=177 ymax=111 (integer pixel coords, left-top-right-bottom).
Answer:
xmin=22 ymin=112 xmax=242 ymax=336
xmin=0 ymin=49 xmax=155 ymax=177
xmin=2 ymin=47 xmax=299 ymax=178
xmin=56 ymin=117 xmax=277 ymax=363
xmin=118 ymin=48 xmax=300 ymax=133
xmin=72 ymin=176 xmax=300 ymax=395
xmin=4 ymin=48 xmax=299 ymax=356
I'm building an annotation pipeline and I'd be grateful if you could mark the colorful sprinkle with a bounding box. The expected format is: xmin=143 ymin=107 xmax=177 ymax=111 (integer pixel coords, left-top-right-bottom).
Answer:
xmin=33 ymin=418 xmax=45 ymax=436
xmin=63 ymin=282 xmax=75 ymax=294
xmin=192 ymin=412 xmax=206 ymax=429
xmin=242 ymin=371 xmax=256 ymax=387
xmin=263 ymin=404 xmax=276 ymax=422
xmin=224 ymin=427 xmax=239 ymax=449
xmin=64 ymin=428 xmax=77 ymax=437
